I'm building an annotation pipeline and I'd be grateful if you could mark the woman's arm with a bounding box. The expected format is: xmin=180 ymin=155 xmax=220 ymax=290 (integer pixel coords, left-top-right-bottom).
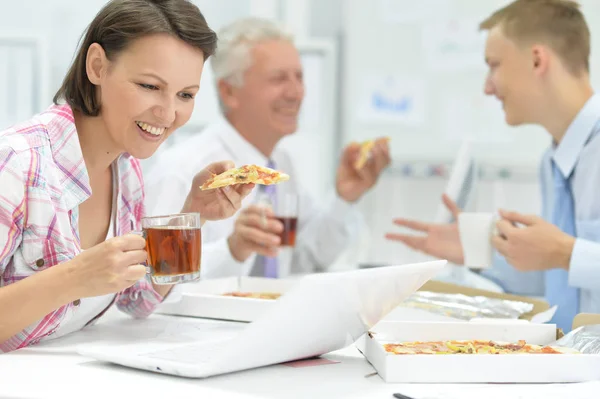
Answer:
xmin=0 ymin=147 xmax=80 ymax=349
xmin=0 ymin=265 xmax=78 ymax=348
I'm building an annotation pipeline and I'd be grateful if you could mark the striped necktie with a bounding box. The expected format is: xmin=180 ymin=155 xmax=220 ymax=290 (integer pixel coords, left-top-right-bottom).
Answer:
xmin=259 ymin=159 xmax=278 ymax=278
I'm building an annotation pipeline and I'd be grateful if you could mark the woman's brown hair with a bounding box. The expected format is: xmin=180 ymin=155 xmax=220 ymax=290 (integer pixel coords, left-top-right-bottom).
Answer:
xmin=53 ymin=0 xmax=217 ymax=116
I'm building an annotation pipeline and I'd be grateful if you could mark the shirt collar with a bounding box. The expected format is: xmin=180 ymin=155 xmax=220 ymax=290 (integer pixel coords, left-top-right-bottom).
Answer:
xmin=216 ymin=117 xmax=270 ymax=167
xmin=553 ymin=93 xmax=600 ymax=178
xmin=45 ymin=104 xmax=92 ymax=210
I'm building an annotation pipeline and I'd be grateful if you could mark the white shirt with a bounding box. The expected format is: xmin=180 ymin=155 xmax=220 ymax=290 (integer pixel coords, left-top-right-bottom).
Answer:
xmin=48 ymin=166 xmax=119 ymax=339
xmin=144 ymin=118 xmax=363 ymax=278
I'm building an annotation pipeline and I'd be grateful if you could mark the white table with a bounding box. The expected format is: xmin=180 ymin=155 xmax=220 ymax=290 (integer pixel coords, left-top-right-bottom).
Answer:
xmin=1 ymin=310 xmax=598 ymax=399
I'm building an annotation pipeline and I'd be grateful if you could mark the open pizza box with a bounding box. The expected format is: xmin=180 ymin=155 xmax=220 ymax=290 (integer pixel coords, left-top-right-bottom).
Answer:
xmin=155 ymin=276 xmax=296 ymax=322
xmin=360 ymin=315 xmax=600 ymax=383
xmin=573 ymin=313 xmax=600 ymax=329
xmin=157 ymin=276 xmax=553 ymax=324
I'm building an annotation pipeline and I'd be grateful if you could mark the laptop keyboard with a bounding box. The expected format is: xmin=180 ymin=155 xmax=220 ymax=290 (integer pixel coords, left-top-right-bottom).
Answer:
xmin=144 ymin=341 xmax=230 ymax=364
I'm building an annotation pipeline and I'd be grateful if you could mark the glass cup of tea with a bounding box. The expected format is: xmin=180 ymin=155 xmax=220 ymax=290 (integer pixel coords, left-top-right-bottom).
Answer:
xmin=140 ymin=213 xmax=202 ymax=284
xmin=272 ymin=193 xmax=299 ymax=247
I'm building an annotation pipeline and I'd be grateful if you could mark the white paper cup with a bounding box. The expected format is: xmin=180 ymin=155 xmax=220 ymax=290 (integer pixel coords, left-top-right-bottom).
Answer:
xmin=458 ymin=212 xmax=497 ymax=269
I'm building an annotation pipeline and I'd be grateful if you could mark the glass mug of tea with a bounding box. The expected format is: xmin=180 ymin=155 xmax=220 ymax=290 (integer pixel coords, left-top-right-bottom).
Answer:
xmin=139 ymin=213 xmax=202 ymax=284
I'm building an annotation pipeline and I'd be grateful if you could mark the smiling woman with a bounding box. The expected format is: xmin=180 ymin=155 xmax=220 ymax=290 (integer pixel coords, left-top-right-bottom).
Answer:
xmin=53 ymin=0 xmax=215 ymax=160
xmin=0 ymin=0 xmax=256 ymax=352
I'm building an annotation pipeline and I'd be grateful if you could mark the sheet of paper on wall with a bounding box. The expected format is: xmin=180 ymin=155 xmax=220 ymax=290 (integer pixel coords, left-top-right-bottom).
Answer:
xmin=357 ymin=75 xmax=426 ymax=127
xmin=422 ymin=18 xmax=487 ymax=72
xmin=441 ymin=92 xmax=511 ymax=143
xmin=379 ymin=0 xmax=452 ymax=24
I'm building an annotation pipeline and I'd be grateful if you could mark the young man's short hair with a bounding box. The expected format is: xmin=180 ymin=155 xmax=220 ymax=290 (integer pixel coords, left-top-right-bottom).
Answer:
xmin=480 ymin=0 xmax=590 ymax=76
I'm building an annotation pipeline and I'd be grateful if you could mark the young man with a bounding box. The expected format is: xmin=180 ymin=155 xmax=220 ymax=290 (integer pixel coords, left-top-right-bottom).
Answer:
xmin=145 ymin=18 xmax=390 ymax=279
xmin=387 ymin=0 xmax=600 ymax=332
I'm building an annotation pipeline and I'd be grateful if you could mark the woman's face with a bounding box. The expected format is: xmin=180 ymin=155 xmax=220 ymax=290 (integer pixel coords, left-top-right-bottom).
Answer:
xmin=87 ymin=33 xmax=205 ymax=159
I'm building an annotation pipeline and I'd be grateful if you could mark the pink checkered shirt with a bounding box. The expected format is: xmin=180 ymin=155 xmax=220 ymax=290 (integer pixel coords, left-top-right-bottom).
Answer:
xmin=0 ymin=104 xmax=163 ymax=352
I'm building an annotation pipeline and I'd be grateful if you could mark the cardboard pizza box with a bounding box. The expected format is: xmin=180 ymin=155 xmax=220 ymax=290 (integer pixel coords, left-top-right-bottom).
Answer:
xmin=361 ymin=320 xmax=600 ymax=383
xmin=155 ymin=277 xmax=295 ymax=322
xmin=573 ymin=313 xmax=600 ymax=330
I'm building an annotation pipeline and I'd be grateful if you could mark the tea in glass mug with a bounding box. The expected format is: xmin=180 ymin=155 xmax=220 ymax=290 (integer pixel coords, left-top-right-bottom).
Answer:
xmin=141 ymin=213 xmax=202 ymax=284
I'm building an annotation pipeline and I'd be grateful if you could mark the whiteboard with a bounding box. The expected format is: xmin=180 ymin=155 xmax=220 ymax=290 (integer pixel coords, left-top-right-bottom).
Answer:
xmin=342 ymin=0 xmax=600 ymax=169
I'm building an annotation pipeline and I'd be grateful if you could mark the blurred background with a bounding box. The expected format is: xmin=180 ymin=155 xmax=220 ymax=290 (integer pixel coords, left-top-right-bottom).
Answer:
xmin=2 ymin=0 xmax=600 ymax=270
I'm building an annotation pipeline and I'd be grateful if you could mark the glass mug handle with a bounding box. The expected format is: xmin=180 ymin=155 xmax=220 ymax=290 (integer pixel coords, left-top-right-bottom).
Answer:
xmin=130 ymin=230 xmax=151 ymax=274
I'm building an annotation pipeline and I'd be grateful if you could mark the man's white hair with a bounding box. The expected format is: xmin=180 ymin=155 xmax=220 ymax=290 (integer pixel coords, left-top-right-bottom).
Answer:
xmin=210 ymin=17 xmax=294 ymax=112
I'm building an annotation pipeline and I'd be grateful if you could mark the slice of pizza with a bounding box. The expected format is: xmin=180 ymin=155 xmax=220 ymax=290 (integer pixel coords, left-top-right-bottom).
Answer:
xmin=354 ymin=137 xmax=391 ymax=170
xmin=201 ymin=164 xmax=290 ymax=190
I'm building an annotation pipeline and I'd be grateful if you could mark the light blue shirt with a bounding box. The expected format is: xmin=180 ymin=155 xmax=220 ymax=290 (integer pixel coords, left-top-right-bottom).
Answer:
xmin=482 ymin=94 xmax=600 ymax=313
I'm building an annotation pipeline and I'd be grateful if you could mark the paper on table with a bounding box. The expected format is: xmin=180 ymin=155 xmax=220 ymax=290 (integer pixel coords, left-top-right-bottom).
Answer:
xmin=388 ymin=381 xmax=600 ymax=399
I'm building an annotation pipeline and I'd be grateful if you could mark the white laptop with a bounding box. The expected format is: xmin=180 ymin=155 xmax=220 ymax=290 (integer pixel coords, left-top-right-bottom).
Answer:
xmin=77 ymin=260 xmax=446 ymax=378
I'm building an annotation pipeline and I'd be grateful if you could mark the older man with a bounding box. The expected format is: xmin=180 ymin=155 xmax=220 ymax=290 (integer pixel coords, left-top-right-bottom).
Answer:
xmin=145 ymin=17 xmax=390 ymax=279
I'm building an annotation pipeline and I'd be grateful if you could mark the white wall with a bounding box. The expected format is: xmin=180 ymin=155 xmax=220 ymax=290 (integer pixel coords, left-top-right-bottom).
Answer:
xmin=0 ymin=0 xmax=251 ymax=113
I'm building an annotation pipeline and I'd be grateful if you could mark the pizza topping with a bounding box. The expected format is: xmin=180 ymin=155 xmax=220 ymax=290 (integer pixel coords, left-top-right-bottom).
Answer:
xmin=200 ymin=164 xmax=289 ymax=190
xmin=383 ymin=340 xmax=571 ymax=355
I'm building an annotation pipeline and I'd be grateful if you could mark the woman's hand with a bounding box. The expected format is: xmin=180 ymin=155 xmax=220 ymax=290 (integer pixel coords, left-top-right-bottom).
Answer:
xmin=63 ymin=234 xmax=148 ymax=298
xmin=181 ymin=160 xmax=255 ymax=222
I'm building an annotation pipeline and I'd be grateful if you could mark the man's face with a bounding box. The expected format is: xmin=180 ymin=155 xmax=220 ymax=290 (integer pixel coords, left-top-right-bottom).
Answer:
xmin=225 ymin=39 xmax=304 ymax=139
xmin=483 ymin=26 xmax=542 ymax=126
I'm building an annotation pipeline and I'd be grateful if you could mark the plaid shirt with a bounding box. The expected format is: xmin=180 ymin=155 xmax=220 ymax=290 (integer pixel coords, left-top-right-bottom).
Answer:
xmin=0 ymin=104 xmax=163 ymax=352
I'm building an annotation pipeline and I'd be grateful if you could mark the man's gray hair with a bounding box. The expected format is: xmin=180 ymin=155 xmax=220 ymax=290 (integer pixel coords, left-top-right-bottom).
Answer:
xmin=211 ymin=17 xmax=294 ymax=111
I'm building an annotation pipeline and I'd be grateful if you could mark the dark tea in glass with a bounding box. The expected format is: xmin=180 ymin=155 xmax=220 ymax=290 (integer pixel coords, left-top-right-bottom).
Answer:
xmin=141 ymin=213 xmax=201 ymax=284
xmin=275 ymin=216 xmax=297 ymax=246
xmin=273 ymin=192 xmax=299 ymax=247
